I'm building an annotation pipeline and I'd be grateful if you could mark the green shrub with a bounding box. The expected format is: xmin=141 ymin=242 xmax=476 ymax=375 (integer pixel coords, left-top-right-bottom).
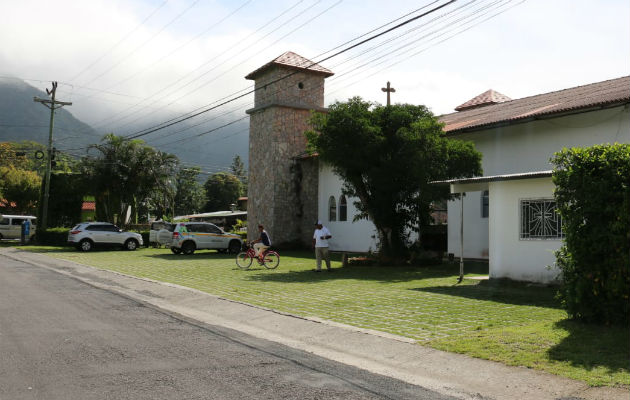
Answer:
xmin=552 ymin=144 xmax=630 ymax=324
xmin=36 ymin=227 xmax=70 ymax=246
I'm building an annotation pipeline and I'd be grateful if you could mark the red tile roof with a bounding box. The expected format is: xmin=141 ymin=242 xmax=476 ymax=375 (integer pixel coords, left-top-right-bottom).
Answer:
xmin=441 ymin=76 xmax=630 ymax=133
xmin=454 ymin=89 xmax=512 ymax=111
xmin=245 ymin=51 xmax=334 ymax=80
xmin=82 ymin=201 xmax=95 ymax=211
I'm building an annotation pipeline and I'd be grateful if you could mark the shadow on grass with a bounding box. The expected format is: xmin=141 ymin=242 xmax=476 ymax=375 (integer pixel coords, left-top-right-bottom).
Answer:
xmin=413 ymin=279 xmax=562 ymax=309
xmin=246 ymin=261 xmax=489 ymax=284
xmin=548 ymin=319 xmax=630 ymax=377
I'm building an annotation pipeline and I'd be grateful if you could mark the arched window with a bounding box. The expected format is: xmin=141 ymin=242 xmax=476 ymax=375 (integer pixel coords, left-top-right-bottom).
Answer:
xmin=328 ymin=196 xmax=337 ymax=221
xmin=481 ymin=190 xmax=489 ymax=218
xmin=339 ymin=195 xmax=347 ymax=221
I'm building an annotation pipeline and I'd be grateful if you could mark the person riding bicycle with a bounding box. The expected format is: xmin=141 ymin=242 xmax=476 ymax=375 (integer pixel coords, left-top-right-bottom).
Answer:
xmin=251 ymin=224 xmax=271 ymax=260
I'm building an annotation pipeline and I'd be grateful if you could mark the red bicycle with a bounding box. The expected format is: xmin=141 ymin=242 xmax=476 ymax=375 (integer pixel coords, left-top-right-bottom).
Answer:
xmin=236 ymin=243 xmax=280 ymax=270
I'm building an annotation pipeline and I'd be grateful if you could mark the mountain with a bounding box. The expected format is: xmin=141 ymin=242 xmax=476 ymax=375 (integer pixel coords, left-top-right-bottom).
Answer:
xmin=0 ymin=79 xmax=249 ymax=174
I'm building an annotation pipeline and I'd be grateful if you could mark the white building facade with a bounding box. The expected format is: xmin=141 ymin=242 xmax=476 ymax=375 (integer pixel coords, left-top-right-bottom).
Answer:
xmin=443 ymin=77 xmax=630 ymax=282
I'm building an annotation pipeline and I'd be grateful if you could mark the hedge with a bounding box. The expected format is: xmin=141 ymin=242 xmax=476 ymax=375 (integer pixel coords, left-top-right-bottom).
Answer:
xmin=552 ymin=143 xmax=630 ymax=325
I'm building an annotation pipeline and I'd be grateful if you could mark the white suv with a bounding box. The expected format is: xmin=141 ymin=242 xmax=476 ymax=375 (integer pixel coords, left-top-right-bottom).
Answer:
xmin=168 ymin=222 xmax=242 ymax=255
xmin=68 ymin=222 xmax=143 ymax=252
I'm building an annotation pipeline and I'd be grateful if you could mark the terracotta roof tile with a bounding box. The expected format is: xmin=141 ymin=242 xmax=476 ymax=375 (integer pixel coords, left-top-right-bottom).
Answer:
xmin=441 ymin=76 xmax=630 ymax=133
xmin=454 ymin=89 xmax=512 ymax=111
xmin=245 ymin=51 xmax=334 ymax=80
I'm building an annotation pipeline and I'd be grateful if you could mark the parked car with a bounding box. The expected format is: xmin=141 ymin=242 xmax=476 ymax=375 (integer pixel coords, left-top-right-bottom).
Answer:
xmin=149 ymin=221 xmax=175 ymax=247
xmin=168 ymin=222 xmax=242 ymax=255
xmin=67 ymin=222 xmax=143 ymax=252
xmin=0 ymin=215 xmax=37 ymax=240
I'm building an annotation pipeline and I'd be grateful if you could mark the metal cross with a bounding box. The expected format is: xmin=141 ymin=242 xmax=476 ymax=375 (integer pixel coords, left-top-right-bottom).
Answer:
xmin=381 ymin=81 xmax=396 ymax=106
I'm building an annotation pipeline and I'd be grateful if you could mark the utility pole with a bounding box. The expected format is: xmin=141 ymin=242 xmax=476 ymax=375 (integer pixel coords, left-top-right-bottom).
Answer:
xmin=34 ymin=82 xmax=72 ymax=230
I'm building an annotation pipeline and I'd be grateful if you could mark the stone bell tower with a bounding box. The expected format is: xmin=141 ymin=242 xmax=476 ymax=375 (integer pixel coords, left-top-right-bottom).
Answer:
xmin=245 ymin=51 xmax=333 ymax=246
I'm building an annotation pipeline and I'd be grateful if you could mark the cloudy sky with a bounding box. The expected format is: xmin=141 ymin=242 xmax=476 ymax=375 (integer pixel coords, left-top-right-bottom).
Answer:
xmin=1 ymin=0 xmax=628 ymax=156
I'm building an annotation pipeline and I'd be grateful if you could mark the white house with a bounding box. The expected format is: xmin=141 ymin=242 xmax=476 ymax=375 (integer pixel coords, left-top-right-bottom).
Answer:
xmin=315 ymin=76 xmax=629 ymax=283
xmin=441 ymin=76 xmax=630 ymax=283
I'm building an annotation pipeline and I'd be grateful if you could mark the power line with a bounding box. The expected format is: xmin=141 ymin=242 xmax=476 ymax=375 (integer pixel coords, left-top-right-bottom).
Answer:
xmin=84 ymin=0 xmax=309 ymax=131
xmin=78 ymin=0 xmax=203 ymax=88
xmin=123 ymin=0 xmax=458 ymax=140
xmin=67 ymin=0 xmax=170 ymax=83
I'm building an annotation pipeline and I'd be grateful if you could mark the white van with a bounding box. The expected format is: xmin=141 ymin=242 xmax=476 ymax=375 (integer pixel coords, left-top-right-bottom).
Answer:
xmin=0 ymin=215 xmax=37 ymax=240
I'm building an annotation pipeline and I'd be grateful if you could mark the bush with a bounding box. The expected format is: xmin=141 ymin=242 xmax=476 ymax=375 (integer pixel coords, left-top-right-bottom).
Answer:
xmin=552 ymin=144 xmax=630 ymax=324
xmin=36 ymin=227 xmax=70 ymax=246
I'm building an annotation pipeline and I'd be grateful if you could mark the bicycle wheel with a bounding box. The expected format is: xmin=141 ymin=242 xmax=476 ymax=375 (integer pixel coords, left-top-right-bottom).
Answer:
xmin=262 ymin=251 xmax=280 ymax=269
xmin=236 ymin=252 xmax=253 ymax=270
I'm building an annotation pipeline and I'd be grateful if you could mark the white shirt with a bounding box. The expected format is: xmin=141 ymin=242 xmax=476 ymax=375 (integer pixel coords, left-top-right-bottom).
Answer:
xmin=313 ymin=226 xmax=331 ymax=247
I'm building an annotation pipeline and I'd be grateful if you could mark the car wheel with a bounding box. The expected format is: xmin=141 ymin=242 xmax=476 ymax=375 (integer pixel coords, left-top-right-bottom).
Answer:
xmin=171 ymin=248 xmax=182 ymax=255
xmin=182 ymin=241 xmax=195 ymax=255
xmin=228 ymin=240 xmax=242 ymax=254
xmin=124 ymin=239 xmax=139 ymax=251
xmin=79 ymin=239 xmax=93 ymax=252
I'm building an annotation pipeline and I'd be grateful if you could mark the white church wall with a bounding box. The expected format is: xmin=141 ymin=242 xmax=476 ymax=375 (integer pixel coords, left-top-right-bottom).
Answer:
xmin=317 ymin=163 xmax=379 ymax=252
xmin=455 ymin=106 xmax=630 ymax=176
xmin=489 ymin=178 xmax=561 ymax=283
xmin=447 ymin=105 xmax=630 ymax=260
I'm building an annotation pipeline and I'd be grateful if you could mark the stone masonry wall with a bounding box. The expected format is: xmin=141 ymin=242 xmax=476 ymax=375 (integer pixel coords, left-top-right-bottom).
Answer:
xmin=247 ymin=66 xmax=327 ymax=247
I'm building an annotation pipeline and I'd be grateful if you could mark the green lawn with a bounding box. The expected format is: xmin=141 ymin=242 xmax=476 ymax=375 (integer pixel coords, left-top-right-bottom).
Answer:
xmin=18 ymin=245 xmax=630 ymax=387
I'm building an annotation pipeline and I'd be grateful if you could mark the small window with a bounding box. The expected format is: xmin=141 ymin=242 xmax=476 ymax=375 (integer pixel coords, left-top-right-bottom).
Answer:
xmin=328 ymin=196 xmax=337 ymax=221
xmin=207 ymin=224 xmax=222 ymax=234
xmin=339 ymin=195 xmax=347 ymax=221
xmin=298 ymin=82 xmax=304 ymax=89
xmin=0 ymin=218 xmax=10 ymax=225
xmin=481 ymin=190 xmax=489 ymax=218
xmin=520 ymin=199 xmax=563 ymax=240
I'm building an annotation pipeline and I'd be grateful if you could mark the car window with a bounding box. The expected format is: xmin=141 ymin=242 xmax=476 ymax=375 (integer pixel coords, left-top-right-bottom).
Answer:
xmin=187 ymin=224 xmax=204 ymax=233
xmin=207 ymin=224 xmax=221 ymax=234
xmin=0 ymin=218 xmax=9 ymax=225
xmin=165 ymin=223 xmax=175 ymax=232
xmin=86 ymin=225 xmax=105 ymax=231
xmin=11 ymin=218 xmax=24 ymax=225
xmin=109 ymin=225 xmax=121 ymax=232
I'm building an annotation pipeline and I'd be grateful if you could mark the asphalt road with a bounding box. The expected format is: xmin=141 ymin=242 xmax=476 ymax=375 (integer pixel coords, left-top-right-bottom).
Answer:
xmin=0 ymin=256 xmax=456 ymax=400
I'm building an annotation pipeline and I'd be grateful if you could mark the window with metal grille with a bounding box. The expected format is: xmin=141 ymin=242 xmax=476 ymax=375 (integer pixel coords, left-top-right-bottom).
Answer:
xmin=520 ymin=199 xmax=563 ymax=239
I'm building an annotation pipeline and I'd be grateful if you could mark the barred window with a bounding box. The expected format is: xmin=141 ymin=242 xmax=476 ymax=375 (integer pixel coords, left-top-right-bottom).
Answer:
xmin=328 ymin=196 xmax=337 ymax=221
xmin=520 ymin=199 xmax=563 ymax=240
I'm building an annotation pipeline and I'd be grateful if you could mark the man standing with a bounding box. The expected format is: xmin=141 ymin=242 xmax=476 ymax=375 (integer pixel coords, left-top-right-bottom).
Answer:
xmin=312 ymin=220 xmax=332 ymax=272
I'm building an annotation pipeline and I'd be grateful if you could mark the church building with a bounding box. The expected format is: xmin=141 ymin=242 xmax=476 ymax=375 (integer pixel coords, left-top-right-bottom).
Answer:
xmin=245 ymin=51 xmax=630 ymax=283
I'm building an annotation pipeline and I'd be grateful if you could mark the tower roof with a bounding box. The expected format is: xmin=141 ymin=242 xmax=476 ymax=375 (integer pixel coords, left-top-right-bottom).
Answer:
xmin=245 ymin=51 xmax=334 ymax=80
xmin=454 ymin=89 xmax=512 ymax=111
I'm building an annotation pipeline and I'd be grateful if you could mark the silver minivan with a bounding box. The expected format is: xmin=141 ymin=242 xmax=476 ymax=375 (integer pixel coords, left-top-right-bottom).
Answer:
xmin=0 ymin=215 xmax=37 ymax=240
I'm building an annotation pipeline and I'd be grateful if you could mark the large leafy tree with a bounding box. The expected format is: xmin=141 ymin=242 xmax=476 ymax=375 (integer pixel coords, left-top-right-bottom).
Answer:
xmin=174 ymin=166 xmax=205 ymax=216
xmin=81 ymin=134 xmax=179 ymax=225
xmin=204 ymin=172 xmax=242 ymax=212
xmin=0 ymin=166 xmax=41 ymax=214
xmin=306 ymin=97 xmax=482 ymax=257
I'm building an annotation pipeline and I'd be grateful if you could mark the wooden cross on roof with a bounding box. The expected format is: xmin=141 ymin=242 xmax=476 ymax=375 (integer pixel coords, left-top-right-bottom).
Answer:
xmin=381 ymin=81 xmax=396 ymax=106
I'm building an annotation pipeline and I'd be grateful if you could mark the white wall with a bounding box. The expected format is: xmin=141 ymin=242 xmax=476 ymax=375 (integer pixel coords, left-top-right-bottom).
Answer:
xmin=317 ymin=163 xmax=379 ymax=252
xmin=448 ymin=106 xmax=630 ymax=259
xmin=489 ymin=178 xmax=561 ymax=283
xmin=447 ymin=191 xmax=489 ymax=259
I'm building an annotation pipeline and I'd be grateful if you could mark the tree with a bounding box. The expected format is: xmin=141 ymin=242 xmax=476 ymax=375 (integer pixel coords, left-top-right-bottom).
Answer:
xmin=0 ymin=166 xmax=41 ymax=214
xmin=81 ymin=134 xmax=179 ymax=225
xmin=230 ymin=154 xmax=248 ymax=196
xmin=552 ymin=144 xmax=630 ymax=324
xmin=306 ymin=98 xmax=482 ymax=257
xmin=204 ymin=172 xmax=242 ymax=212
xmin=174 ymin=166 xmax=206 ymax=216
